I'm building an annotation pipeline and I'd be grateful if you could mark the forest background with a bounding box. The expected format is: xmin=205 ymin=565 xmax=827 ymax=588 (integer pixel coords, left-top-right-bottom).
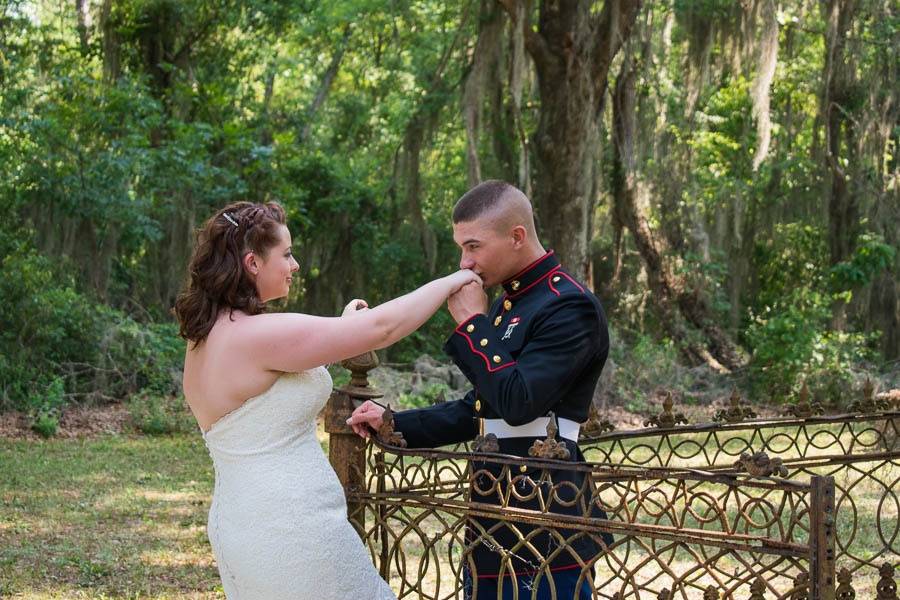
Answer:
xmin=1 ymin=0 xmax=897 ymax=434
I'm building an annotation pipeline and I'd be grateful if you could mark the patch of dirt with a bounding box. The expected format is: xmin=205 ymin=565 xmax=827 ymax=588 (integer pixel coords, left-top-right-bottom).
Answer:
xmin=600 ymin=406 xmax=646 ymax=430
xmin=0 ymin=403 xmax=132 ymax=440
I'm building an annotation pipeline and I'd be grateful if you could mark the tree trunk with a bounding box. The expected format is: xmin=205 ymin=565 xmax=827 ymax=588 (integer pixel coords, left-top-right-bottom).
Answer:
xmin=259 ymin=56 xmax=277 ymax=147
xmin=75 ymin=0 xmax=89 ymax=55
xmin=394 ymin=21 xmax=469 ymax=276
xmin=507 ymin=0 xmax=531 ymax=196
xmin=821 ymin=0 xmax=860 ymax=330
xmin=100 ymin=0 xmax=121 ymax=83
xmin=462 ymin=1 xmax=505 ymax=186
xmin=300 ymin=25 xmax=352 ymax=142
xmin=400 ymin=111 xmax=438 ymax=275
xmin=503 ymin=0 xmax=641 ymax=281
xmin=611 ymin=44 xmax=733 ymax=373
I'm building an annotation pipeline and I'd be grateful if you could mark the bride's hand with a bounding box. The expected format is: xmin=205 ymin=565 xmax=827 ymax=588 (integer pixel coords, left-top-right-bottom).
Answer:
xmin=342 ymin=299 xmax=369 ymax=316
xmin=445 ymin=269 xmax=482 ymax=294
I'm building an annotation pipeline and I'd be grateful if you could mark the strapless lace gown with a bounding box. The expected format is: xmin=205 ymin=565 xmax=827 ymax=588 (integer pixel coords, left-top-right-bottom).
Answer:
xmin=202 ymin=367 xmax=396 ymax=599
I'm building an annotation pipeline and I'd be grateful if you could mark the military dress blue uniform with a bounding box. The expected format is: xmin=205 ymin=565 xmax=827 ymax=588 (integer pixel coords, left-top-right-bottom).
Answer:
xmin=393 ymin=251 xmax=612 ymax=600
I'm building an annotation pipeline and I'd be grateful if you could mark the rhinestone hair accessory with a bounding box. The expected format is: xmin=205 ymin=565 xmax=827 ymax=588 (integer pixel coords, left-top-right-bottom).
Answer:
xmin=223 ymin=212 xmax=239 ymax=227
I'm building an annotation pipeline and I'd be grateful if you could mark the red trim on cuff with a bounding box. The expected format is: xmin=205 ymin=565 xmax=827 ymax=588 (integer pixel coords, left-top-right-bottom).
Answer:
xmin=454 ymin=313 xmax=485 ymax=333
xmin=454 ymin=330 xmax=516 ymax=372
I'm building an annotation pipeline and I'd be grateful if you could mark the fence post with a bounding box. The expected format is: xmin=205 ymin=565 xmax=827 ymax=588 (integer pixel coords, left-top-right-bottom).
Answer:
xmin=809 ymin=475 xmax=836 ymax=600
xmin=323 ymin=351 xmax=383 ymax=535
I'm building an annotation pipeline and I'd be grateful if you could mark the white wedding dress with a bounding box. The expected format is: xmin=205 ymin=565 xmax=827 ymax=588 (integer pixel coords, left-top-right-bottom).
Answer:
xmin=202 ymin=367 xmax=396 ymax=600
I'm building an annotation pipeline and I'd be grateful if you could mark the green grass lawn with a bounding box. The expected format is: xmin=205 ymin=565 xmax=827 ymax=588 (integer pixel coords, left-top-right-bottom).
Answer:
xmin=0 ymin=434 xmax=221 ymax=599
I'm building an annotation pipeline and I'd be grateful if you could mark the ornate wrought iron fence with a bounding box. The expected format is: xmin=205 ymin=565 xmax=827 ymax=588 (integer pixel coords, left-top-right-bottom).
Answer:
xmin=324 ymin=357 xmax=897 ymax=598
xmin=349 ymin=441 xmax=835 ymax=599
xmin=579 ymin=387 xmax=900 ymax=592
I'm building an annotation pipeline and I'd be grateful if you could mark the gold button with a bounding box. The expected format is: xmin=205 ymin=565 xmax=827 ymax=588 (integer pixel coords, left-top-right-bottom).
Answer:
xmin=480 ymin=338 xmax=488 ymax=347
xmin=493 ymin=355 xmax=502 ymax=364
xmin=494 ymin=316 xmax=502 ymax=326
xmin=475 ymin=400 xmax=481 ymax=411
xmin=520 ymin=464 xmax=528 ymax=473
xmin=511 ymin=280 xmax=520 ymax=291
xmin=466 ymin=324 xmax=475 ymax=333
xmin=552 ymin=276 xmax=561 ymax=283
xmin=503 ymin=300 xmax=512 ymax=310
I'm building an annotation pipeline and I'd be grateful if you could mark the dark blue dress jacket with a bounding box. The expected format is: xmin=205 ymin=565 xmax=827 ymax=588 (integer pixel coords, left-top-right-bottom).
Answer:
xmin=393 ymin=251 xmax=611 ymax=579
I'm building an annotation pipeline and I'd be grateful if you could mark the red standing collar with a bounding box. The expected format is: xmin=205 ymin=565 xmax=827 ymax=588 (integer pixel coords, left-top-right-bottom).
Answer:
xmin=501 ymin=251 xmax=560 ymax=298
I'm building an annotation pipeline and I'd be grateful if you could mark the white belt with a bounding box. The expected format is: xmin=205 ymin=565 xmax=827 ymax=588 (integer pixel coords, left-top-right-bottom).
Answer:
xmin=482 ymin=417 xmax=581 ymax=442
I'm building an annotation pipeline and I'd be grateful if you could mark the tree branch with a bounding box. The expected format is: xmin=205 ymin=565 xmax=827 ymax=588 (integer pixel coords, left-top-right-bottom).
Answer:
xmin=300 ymin=25 xmax=352 ymax=142
xmin=591 ymin=0 xmax=642 ymax=91
xmin=495 ymin=0 xmax=551 ymax=75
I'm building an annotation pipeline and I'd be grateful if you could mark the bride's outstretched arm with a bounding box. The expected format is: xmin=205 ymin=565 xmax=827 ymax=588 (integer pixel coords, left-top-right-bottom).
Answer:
xmin=241 ymin=269 xmax=481 ymax=373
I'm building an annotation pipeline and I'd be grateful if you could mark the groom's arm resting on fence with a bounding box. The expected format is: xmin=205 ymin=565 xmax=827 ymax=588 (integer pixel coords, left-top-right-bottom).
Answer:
xmin=347 ymin=392 xmax=478 ymax=448
xmin=391 ymin=391 xmax=479 ymax=448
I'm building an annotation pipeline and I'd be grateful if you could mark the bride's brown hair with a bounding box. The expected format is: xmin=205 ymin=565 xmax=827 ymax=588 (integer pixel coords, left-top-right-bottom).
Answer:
xmin=174 ymin=201 xmax=287 ymax=344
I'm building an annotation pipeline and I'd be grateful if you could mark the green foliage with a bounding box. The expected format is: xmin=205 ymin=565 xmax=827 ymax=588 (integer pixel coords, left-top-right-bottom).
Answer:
xmin=752 ymin=223 xmax=828 ymax=311
xmin=127 ymin=392 xmax=194 ymax=435
xmin=746 ymin=298 xmax=877 ymax=403
xmin=689 ymin=76 xmax=758 ymax=213
xmin=0 ymin=0 xmax=895 ymax=418
xmin=676 ymin=250 xmax=732 ymax=319
xmin=609 ymin=330 xmax=689 ymax=413
xmin=0 ymin=243 xmax=100 ymax=408
xmin=829 ymin=233 xmax=896 ymax=294
xmin=0 ymin=238 xmax=183 ymax=410
xmin=747 ymin=224 xmax=883 ymax=401
xmin=397 ymin=382 xmax=452 ymax=410
xmin=673 ymin=0 xmax=734 ymax=19
xmin=26 ymin=377 xmax=67 ymax=438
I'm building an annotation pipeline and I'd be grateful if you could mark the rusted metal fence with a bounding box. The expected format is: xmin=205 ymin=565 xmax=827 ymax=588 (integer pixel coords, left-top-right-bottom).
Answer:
xmin=352 ymin=442 xmax=835 ymax=599
xmin=579 ymin=384 xmax=900 ymax=592
xmin=325 ymin=358 xmax=898 ymax=599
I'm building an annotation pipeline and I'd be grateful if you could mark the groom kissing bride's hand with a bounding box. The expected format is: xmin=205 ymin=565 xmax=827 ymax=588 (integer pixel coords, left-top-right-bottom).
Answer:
xmin=447 ymin=280 xmax=488 ymax=325
xmin=346 ymin=280 xmax=487 ymax=439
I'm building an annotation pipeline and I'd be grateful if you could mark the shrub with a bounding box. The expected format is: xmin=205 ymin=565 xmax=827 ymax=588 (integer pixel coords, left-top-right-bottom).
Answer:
xmin=746 ymin=225 xmax=887 ymax=402
xmin=127 ymin=393 xmax=194 ymax=436
xmin=746 ymin=291 xmax=877 ymax=403
xmin=609 ymin=330 xmax=690 ymax=412
xmin=0 ymin=241 xmax=183 ymax=411
xmin=26 ymin=377 xmax=67 ymax=438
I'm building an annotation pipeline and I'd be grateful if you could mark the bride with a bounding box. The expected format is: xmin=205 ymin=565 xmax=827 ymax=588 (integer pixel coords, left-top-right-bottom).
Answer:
xmin=174 ymin=201 xmax=479 ymax=599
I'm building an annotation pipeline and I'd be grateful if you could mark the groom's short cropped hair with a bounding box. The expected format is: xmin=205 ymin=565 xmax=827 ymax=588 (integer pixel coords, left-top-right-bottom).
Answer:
xmin=452 ymin=180 xmax=523 ymax=224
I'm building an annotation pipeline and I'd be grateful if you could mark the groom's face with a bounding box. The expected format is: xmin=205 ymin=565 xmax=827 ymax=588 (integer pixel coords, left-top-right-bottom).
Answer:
xmin=453 ymin=219 xmax=516 ymax=288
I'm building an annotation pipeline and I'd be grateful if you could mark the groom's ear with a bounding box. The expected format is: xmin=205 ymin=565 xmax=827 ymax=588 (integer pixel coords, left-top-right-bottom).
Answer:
xmin=242 ymin=252 xmax=260 ymax=277
xmin=510 ymin=225 xmax=527 ymax=248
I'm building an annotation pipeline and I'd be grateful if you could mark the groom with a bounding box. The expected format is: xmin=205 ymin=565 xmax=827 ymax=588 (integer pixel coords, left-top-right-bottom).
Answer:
xmin=348 ymin=180 xmax=611 ymax=599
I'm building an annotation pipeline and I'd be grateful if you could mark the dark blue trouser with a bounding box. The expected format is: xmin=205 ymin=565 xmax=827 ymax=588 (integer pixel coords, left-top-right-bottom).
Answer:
xmin=464 ymin=567 xmax=594 ymax=600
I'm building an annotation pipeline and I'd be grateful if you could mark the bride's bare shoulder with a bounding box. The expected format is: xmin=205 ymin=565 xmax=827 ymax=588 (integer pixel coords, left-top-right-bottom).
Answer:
xmin=209 ymin=309 xmax=302 ymax=333
xmin=229 ymin=311 xmax=321 ymax=335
